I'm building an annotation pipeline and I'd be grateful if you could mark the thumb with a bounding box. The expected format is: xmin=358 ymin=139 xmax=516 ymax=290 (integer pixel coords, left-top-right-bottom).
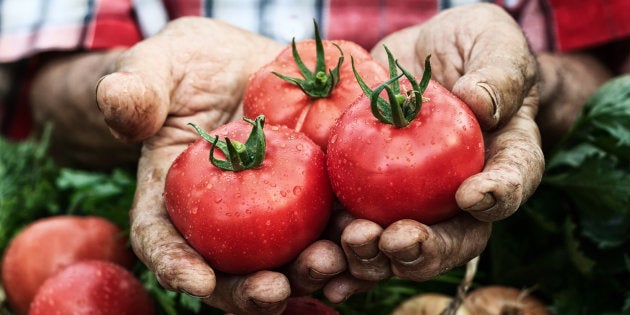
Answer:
xmin=451 ymin=61 xmax=535 ymax=131
xmin=96 ymin=43 xmax=173 ymax=142
xmin=449 ymin=4 xmax=537 ymax=131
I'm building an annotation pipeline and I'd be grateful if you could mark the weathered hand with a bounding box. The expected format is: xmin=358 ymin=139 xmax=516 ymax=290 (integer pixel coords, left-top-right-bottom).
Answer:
xmin=28 ymin=51 xmax=141 ymax=169
xmin=96 ymin=17 xmax=349 ymax=314
xmin=536 ymin=52 xmax=612 ymax=151
xmin=340 ymin=3 xmax=543 ymax=283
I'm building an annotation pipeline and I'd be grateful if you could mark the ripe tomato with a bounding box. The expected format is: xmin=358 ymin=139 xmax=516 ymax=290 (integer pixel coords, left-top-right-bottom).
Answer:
xmin=243 ymin=22 xmax=388 ymax=150
xmin=164 ymin=116 xmax=333 ymax=274
xmin=327 ymin=50 xmax=484 ymax=226
xmin=1 ymin=215 xmax=135 ymax=315
xmin=29 ymin=260 xmax=156 ymax=315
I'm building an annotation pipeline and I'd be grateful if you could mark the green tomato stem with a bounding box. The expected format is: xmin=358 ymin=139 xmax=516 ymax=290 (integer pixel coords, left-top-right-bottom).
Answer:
xmin=352 ymin=45 xmax=432 ymax=128
xmin=189 ymin=115 xmax=267 ymax=172
xmin=272 ymin=19 xmax=344 ymax=99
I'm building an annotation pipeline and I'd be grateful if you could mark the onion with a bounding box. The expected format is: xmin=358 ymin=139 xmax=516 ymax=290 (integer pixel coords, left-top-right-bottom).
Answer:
xmin=463 ymin=286 xmax=552 ymax=315
xmin=391 ymin=293 xmax=471 ymax=315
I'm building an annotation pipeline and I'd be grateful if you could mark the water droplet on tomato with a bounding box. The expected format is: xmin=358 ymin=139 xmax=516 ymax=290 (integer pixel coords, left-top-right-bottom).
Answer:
xmin=280 ymin=190 xmax=288 ymax=197
xmin=329 ymin=134 xmax=337 ymax=144
xmin=214 ymin=197 xmax=223 ymax=203
xmin=296 ymin=144 xmax=304 ymax=151
xmin=293 ymin=186 xmax=303 ymax=195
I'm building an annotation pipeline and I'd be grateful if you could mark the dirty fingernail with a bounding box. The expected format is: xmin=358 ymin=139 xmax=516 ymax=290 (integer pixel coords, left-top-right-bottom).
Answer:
xmin=308 ymin=268 xmax=340 ymax=281
xmin=386 ymin=243 xmax=421 ymax=263
xmin=463 ymin=192 xmax=496 ymax=211
xmin=349 ymin=242 xmax=379 ymax=260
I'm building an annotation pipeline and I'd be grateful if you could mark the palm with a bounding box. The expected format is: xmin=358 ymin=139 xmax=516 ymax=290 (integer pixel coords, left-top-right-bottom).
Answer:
xmin=97 ymin=18 xmax=290 ymax=314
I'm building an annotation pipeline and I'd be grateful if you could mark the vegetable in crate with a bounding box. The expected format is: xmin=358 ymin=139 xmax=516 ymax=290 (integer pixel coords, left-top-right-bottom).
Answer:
xmin=327 ymin=47 xmax=484 ymax=226
xmin=164 ymin=116 xmax=333 ymax=274
xmin=243 ymin=20 xmax=388 ymax=150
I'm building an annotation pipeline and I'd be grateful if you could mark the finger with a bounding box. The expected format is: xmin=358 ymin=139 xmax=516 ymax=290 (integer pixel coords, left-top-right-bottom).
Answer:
xmin=131 ymin=214 xmax=216 ymax=297
xmin=341 ymin=219 xmax=391 ymax=281
xmin=322 ymin=206 xmax=356 ymax=243
xmin=129 ymin=145 xmax=217 ymax=297
xmin=205 ymin=271 xmax=291 ymax=315
xmin=380 ymin=215 xmax=491 ymax=282
xmin=95 ymin=42 xmax=172 ymax=142
xmin=286 ymin=240 xmax=347 ymax=296
xmin=321 ymin=273 xmax=377 ymax=304
xmin=378 ymin=219 xmax=429 ymax=264
xmin=456 ymin=89 xmax=544 ymax=222
xmin=449 ymin=4 xmax=537 ymax=130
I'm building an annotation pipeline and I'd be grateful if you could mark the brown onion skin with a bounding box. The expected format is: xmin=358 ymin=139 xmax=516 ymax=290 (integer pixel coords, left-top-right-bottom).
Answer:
xmin=464 ymin=286 xmax=552 ymax=315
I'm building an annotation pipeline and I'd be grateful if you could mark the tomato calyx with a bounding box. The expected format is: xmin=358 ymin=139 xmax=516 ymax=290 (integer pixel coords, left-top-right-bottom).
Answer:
xmin=189 ymin=115 xmax=266 ymax=172
xmin=272 ymin=20 xmax=344 ymax=99
xmin=353 ymin=46 xmax=432 ymax=128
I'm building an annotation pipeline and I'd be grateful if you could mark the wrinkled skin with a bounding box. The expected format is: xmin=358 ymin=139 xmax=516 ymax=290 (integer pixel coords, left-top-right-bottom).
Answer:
xmin=28 ymin=51 xmax=141 ymax=170
xmin=94 ymin=6 xmax=535 ymax=313
xmin=535 ymin=52 xmax=612 ymax=151
xmin=340 ymin=2 xmax=543 ymax=284
xmin=86 ymin=3 xmax=605 ymax=315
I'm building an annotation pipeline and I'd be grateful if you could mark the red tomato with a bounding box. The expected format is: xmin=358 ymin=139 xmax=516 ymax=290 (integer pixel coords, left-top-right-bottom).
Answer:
xmin=243 ymin=32 xmax=388 ymax=150
xmin=164 ymin=117 xmax=333 ymax=274
xmin=29 ymin=260 xmax=156 ymax=315
xmin=327 ymin=75 xmax=485 ymax=226
xmin=1 ymin=215 xmax=135 ymax=315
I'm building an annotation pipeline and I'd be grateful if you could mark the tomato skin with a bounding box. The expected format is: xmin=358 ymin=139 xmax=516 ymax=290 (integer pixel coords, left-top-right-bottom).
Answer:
xmin=243 ymin=39 xmax=388 ymax=150
xmin=327 ymin=79 xmax=485 ymax=226
xmin=164 ymin=121 xmax=333 ymax=274
xmin=1 ymin=216 xmax=135 ymax=315
xmin=29 ymin=260 xmax=156 ymax=315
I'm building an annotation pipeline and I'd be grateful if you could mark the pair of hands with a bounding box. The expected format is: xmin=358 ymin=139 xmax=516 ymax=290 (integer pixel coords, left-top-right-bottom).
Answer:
xmin=95 ymin=4 xmax=543 ymax=314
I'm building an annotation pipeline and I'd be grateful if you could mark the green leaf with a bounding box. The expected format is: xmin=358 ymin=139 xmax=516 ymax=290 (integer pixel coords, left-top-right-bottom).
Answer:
xmin=580 ymin=75 xmax=630 ymax=146
xmin=546 ymin=142 xmax=606 ymax=170
xmin=56 ymin=168 xmax=136 ymax=231
xmin=545 ymin=154 xmax=630 ymax=248
xmin=0 ymin=126 xmax=60 ymax=252
xmin=542 ymin=76 xmax=630 ymax=250
xmin=559 ymin=75 xmax=630 ymax=158
xmin=563 ymin=218 xmax=595 ymax=274
xmin=179 ymin=294 xmax=202 ymax=313
xmin=139 ymin=268 xmax=179 ymax=315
